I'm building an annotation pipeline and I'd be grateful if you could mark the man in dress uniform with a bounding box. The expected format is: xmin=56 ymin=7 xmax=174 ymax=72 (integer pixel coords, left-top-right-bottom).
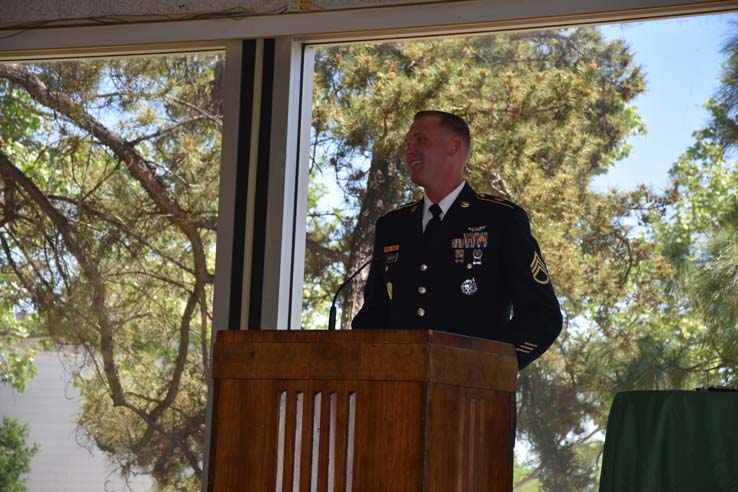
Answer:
xmin=351 ymin=110 xmax=562 ymax=370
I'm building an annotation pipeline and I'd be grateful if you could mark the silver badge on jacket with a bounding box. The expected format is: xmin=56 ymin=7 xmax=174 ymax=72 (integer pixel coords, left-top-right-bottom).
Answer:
xmin=460 ymin=277 xmax=478 ymax=295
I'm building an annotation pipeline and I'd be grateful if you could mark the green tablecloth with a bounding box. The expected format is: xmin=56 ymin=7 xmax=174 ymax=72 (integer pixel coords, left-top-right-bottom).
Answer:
xmin=599 ymin=390 xmax=738 ymax=492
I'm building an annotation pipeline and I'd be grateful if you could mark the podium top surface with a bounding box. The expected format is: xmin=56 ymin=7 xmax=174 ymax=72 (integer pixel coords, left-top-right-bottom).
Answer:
xmin=212 ymin=329 xmax=517 ymax=392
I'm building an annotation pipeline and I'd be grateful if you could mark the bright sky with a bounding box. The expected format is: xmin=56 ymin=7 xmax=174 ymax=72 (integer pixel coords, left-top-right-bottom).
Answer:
xmin=593 ymin=12 xmax=738 ymax=193
xmin=314 ymin=12 xmax=738 ymax=212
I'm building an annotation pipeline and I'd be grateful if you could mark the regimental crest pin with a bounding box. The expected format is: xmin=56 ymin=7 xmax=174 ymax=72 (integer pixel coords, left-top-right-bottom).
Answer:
xmin=467 ymin=225 xmax=487 ymax=232
xmin=530 ymin=251 xmax=550 ymax=285
xmin=460 ymin=277 xmax=478 ymax=295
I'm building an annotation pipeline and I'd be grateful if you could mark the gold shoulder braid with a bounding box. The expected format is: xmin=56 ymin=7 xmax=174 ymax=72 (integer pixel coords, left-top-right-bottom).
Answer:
xmin=476 ymin=192 xmax=514 ymax=209
xmin=382 ymin=199 xmax=422 ymax=217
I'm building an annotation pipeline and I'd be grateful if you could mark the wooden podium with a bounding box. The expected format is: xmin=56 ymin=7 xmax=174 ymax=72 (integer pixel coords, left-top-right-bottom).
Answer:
xmin=208 ymin=329 xmax=517 ymax=492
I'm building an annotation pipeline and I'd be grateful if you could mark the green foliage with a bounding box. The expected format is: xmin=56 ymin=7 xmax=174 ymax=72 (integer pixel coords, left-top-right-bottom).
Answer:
xmin=514 ymin=454 xmax=543 ymax=491
xmin=0 ymin=417 xmax=39 ymax=492
xmin=302 ymin=179 xmax=346 ymax=330
xmin=0 ymin=54 xmax=222 ymax=490
xmin=642 ymin=95 xmax=738 ymax=389
xmin=0 ymin=301 xmax=38 ymax=393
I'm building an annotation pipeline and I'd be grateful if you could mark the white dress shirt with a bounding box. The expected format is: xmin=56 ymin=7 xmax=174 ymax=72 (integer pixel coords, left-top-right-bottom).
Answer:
xmin=421 ymin=180 xmax=466 ymax=232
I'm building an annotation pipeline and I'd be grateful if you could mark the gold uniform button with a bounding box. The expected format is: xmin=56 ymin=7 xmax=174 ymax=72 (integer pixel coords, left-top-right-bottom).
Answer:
xmin=419 ymin=264 xmax=428 ymax=272
xmin=418 ymin=286 xmax=427 ymax=294
xmin=416 ymin=308 xmax=426 ymax=317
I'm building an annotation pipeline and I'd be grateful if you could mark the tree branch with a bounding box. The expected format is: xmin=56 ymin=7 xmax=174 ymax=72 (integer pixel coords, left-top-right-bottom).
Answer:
xmin=128 ymin=116 xmax=210 ymax=145
xmin=133 ymin=284 xmax=199 ymax=455
xmin=0 ymin=63 xmax=213 ymax=250
xmin=47 ymin=194 xmax=203 ymax=279
xmin=0 ymin=332 xmax=51 ymax=341
xmin=199 ymin=288 xmax=210 ymax=381
xmin=306 ymin=238 xmax=349 ymax=265
xmin=168 ymin=95 xmax=223 ymax=128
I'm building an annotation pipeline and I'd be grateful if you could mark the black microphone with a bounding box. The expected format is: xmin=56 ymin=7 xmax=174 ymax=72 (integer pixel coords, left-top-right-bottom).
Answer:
xmin=328 ymin=256 xmax=378 ymax=331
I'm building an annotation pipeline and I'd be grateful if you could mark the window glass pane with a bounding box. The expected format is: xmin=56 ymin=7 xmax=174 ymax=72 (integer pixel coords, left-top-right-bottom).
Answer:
xmin=0 ymin=52 xmax=223 ymax=492
xmin=304 ymin=12 xmax=738 ymax=489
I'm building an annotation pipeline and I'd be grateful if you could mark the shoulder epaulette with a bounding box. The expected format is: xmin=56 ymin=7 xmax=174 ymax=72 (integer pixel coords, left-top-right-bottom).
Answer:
xmin=476 ymin=192 xmax=515 ymax=210
xmin=382 ymin=199 xmax=421 ymax=217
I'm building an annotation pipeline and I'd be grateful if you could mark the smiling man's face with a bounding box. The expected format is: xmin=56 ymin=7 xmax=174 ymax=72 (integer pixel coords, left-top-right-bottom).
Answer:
xmin=404 ymin=114 xmax=465 ymax=200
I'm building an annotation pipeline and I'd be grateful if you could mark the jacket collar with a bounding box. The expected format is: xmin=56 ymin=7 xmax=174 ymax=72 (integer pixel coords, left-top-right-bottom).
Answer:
xmin=444 ymin=181 xmax=476 ymax=221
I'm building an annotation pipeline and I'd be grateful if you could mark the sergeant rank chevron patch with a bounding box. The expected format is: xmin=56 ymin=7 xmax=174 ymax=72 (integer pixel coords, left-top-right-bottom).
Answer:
xmin=530 ymin=251 xmax=550 ymax=285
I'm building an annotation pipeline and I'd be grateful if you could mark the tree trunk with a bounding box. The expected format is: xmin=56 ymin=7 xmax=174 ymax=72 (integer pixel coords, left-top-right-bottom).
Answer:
xmin=339 ymin=153 xmax=404 ymax=330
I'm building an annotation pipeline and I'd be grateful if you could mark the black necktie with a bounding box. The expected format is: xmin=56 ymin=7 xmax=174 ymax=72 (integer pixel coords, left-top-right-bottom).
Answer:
xmin=424 ymin=203 xmax=442 ymax=243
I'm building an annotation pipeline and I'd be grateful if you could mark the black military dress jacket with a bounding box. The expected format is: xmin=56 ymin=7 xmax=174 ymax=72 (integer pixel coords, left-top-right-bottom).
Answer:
xmin=352 ymin=183 xmax=562 ymax=370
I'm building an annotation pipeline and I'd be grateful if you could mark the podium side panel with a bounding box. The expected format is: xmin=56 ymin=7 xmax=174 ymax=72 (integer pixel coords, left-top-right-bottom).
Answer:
xmin=426 ymin=383 xmax=514 ymax=492
xmin=211 ymin=380 xmax=280 ymax=492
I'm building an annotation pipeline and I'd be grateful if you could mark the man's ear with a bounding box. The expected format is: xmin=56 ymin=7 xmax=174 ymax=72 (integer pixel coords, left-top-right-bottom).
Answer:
xmin=449 ymin=135 xmax=462 ymax=156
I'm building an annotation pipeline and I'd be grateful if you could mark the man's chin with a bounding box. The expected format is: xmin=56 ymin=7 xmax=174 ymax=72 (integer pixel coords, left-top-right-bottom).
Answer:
xmin=409 ymin=171 xmax=425 ymax=187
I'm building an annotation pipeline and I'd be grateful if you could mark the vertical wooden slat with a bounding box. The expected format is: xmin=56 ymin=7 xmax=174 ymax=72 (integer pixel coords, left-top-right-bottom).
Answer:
xmin=482 ymin=390 xmax=515 ymax=491
xmin=282 ymin=390 xmax=298 ymax=491
xmin=332 ymin=391 xmax=348 ymax=491
xmin=276 ymin=391 xmax=287 ymax=492
xmin=345 ymin=392 xmax=356 ymax=492
xmin=299 ymin=389 xmax=316 ymax=492
xmin=310 ymin=392 xmax=323 ymax=492
xmin=475 ymin=399 xmax=485 ymax=492
xmin=467 ymin=398 xmax=478 ymax=490
xmin=327 ymin=392 xmax=338 ymax=492
xmin=456 ymin=395 xmax=468 ymax=492
xmin=293 ymin=392 xmax=305 ymax=492
xmin=317 ymin=388 xmax=331 ymax=491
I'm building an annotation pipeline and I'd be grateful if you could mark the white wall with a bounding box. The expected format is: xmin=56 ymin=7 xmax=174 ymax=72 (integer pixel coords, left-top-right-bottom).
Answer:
xmin=0 ymin=350 xmax=152 ymax=492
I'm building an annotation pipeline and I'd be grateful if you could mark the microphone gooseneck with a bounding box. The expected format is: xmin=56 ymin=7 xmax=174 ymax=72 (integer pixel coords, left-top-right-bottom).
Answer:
xmin=328 ymin=256 xmax=377 ymax=330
